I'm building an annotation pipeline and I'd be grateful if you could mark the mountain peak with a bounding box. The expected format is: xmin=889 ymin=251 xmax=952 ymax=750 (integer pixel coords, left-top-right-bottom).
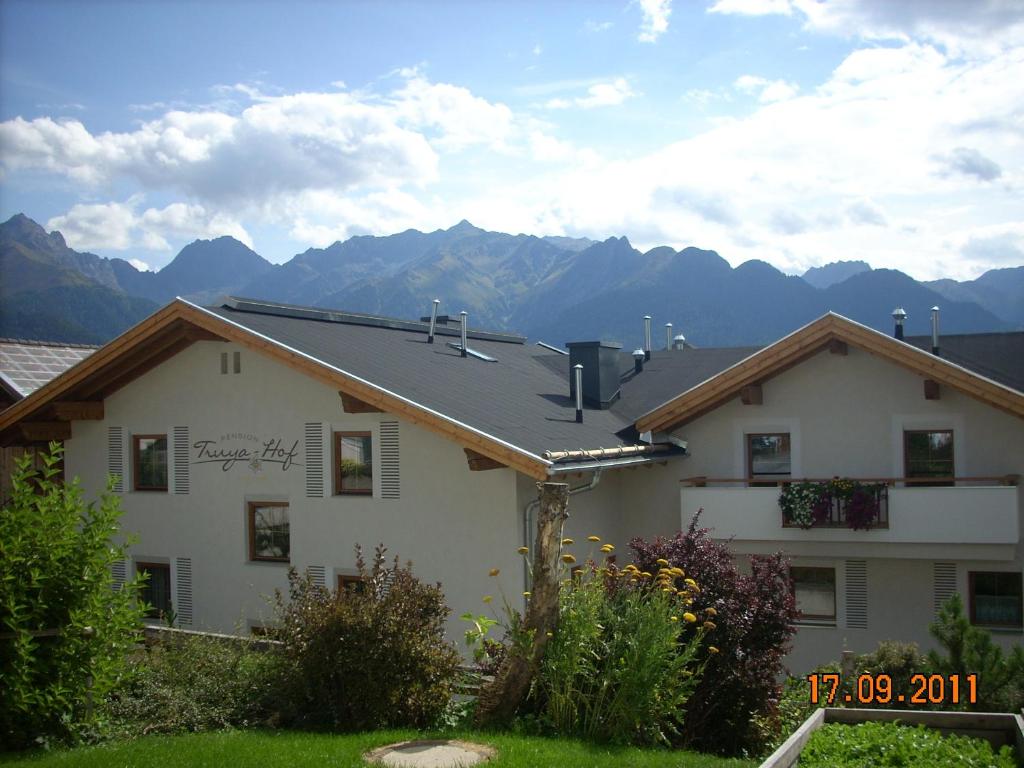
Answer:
xmin=450 ymin=219 xmax=480 ymax=232
xmin=802 ymin=260 xmax=872 ymax=290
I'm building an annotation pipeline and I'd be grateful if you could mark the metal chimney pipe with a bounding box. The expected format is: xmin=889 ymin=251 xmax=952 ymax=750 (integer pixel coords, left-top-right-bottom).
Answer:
xmin=665 ymin=323 xmax=673 ymax=351
xmin=892 ymin=307 xmax=907 ymax=341
xmin=643 ymin=315 xmax=652 ymax=361
xmin=459 ymin=311 xmax=468 ymax=357
xmin=573 ymin=364 xmax=583 ymax=423
xmin=931 ymin=306 xmax=940 ymax=356
xmin=427 ymin=299 xmax=440 ymax=344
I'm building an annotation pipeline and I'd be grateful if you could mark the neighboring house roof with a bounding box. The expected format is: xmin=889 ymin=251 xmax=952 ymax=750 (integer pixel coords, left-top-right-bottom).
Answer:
xmin=904 ymin=332 xmax=1024 ymax=394
xmin=0 ymin=338 xmax=97 ymax=402
xmin=636 ymin=313 xmax=1024 ymax=434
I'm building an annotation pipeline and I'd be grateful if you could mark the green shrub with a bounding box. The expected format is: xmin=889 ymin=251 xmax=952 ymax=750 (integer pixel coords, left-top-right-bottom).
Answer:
xmin=927 ymin=593 xmax=1024 ymax=712
xmin=531 ymin=556 xmax=708 ymax=746
xmin=103 ymin=634 xmax=282 ymax=736
xmin=272 ymin=545 xmax=460 ymax=731
xmin=0 ymin=445 xmax=145 ymax=749
xmin=800 ymin=721 xmax=1015 ymax=767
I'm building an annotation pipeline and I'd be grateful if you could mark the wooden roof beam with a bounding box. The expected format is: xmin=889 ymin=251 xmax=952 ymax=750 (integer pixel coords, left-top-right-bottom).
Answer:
xmin=339 ymin=392 xmax=383 ymax=414
xmin=740 ymin=384 xmax=763 ymax=405
xmin=464 ymin=448 xmax=507 ymax=471
xmin=50 ymin=401 xmax=104 ymax=421
xmin=19 ymin=422 xmax=71 ymax=442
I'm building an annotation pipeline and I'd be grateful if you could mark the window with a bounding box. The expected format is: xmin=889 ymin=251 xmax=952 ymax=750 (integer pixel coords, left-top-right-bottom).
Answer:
xmin=133 ymin=434 xmax=168 ymax=491
xmin=334 ymin=431 xmax=373 ymax=495
xmin=747 ymin=433 xmax=791 ymax=485
xmin=970 ymin=571 xmax=1022 ymax=629
xmin=904 ymin=430 xmax=954 ymax=486
xmin=137 ymin=561 xmax=171 ymax=619
xmin=248 ymin=501 xmax=290 ymax=562
xmin=790 ymin=566 xmax=836 ymax=625
xmin=337 ymin=574 xmax=366 ymax=594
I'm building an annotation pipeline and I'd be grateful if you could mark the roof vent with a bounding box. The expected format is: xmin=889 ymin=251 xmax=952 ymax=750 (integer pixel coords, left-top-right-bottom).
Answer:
xmin=459 ymin=311 xmax=468 ymax=358
xmin=892 ymin=307 xmax=907 ymax=341
xmin=643 ymin=315 xmax=652 ymax=361
xmin=665 ymin=323 xmax=673 ymax=351
xmin=573 ymin=364 xmax=583 ymax=423
xmin=567 ymin=340 xmax=622 ymax=409
xmin=931 ymin=306 xmax=941 ymax=357
xmin=632 ymin=348 xmax=645 ymax=374
xmin=672 ymin=333 xmax=686 ymax=351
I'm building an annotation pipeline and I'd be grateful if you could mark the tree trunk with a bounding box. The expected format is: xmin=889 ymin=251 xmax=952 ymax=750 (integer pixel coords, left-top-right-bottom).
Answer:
xmin=475 ymin=481 xmax=569 ymax=726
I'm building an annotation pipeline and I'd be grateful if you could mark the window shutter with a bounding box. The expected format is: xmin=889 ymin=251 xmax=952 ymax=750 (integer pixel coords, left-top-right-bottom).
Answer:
xmin=110 ymin=559 xmax=127 ymax=591
xmin=107 ymin=426 xmax=125 ymax=492
xmin=172 ymin=426 xmax=190 ymax=495
xmin=175 ymin=557 xmax=193 ymax=626
xmin=933 ymin=562 xmax=957 ymax=617
xmin=304 ymin=422 xmax=325 ymax=498
xmin=845 ymin=560 xmax=868 ymax=629
xmin=306 ymin=565 xmax=326 ymax=588
xmin=379 ymin=421 xmax=400 ymax=499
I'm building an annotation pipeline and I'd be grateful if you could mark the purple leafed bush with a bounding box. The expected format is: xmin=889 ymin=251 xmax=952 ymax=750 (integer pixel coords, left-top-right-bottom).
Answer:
xmin=630 ymin=512 xmax=797 ymax=756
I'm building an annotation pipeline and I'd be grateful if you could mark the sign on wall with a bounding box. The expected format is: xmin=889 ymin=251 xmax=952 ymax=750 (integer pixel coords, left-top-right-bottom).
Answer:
xmin=192 ymin=433 xmax=303 ymax=474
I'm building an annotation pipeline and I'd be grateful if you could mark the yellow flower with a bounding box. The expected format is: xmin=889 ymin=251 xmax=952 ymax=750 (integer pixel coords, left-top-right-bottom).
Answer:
xmin=703 ymin=620 xmax=716 ymax=631
xmin=482 ymin=595 xmax=493 ymax=604
xmin=683 ymin=612 xmax=697 ymax=623
xmin=600 ymin=544 xmax=614 ymax=553
xmin=587 ymin=535 xmax=601 ymax=542
xmin=488 ymin=568 xmax=500 ymax=577
xmin=517 ymin=546 xmax=529 ymax=555
xmin=641 ymin=571 xmax=652 ymax=579
xmin=662 ymin=588 xmax=672 ymax=593
xmin=670 ymin=616 xmax=679 ymax=622
xmin=523 ymin=591 xmax=531 ymax=597
xmin=561 ymin=554 xmax=577 ymax=564
xmin=656 ymin=558 xmax=670 ymax=567
xmin=671 ymin=567 xmax=684 ymax=577
xmin=705 ymin=607 xmax=717 ymax=617
xmin=709 ymin=646 xmax=720 ymax=654
xmin=562 ymin=537 xmax=575 ymax=545
xmin=684 ymin=578 xmax=698 ymax=588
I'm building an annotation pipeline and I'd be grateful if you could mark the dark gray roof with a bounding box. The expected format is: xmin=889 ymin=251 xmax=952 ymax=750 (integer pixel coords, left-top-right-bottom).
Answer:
xmin=205 ymin=299 xmax=635 ymax=459
xmin=905 ymin=332 xmax=1024 ymax=394
xmin=202 ymin=299 xmax=1021 ymax=459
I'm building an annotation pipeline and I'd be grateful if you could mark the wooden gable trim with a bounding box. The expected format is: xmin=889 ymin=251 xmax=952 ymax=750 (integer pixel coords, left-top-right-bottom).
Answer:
xmin=636 ymin=313 xmax=1024 ymax=433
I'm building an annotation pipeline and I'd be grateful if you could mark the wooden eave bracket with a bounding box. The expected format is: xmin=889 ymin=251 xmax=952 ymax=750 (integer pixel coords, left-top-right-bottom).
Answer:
xmin=50 ymin=401 xmax=104 ymax=421
xmin=465 ymin=448 xmax=507 ymax=471
xmin=924 ymin=379 xmax=940 ymax=400
xmin=740 ymin=383 xmax=763 ymax=405
xmin=829 ymin=339 xmax=848 ymax=355
xmin=339 ymin=391 xmax=384 ymax=413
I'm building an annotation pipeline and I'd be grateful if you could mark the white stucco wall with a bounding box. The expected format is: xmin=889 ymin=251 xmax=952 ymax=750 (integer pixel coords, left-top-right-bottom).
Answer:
xmin=65 ymin=341 xmax=524 ymax=645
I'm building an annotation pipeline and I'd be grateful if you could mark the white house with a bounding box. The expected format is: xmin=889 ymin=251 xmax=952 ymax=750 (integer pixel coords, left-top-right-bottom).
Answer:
xmin=1 ymin=297 xmax=1020 ymax=674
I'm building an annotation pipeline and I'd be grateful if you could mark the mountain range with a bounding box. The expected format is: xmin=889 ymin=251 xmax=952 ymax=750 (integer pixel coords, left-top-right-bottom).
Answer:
xmin=1 ymin=213 xmax=1020 ymax=349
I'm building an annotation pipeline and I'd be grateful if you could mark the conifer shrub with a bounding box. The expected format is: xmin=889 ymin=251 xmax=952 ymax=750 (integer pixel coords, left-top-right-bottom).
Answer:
xmin=0 ymin=445 xmax=145 ymax=749
xmin=271 ymin=545 xmax=460 ymax=731
xmin=630 ymin=514 xmax=797 ymax=756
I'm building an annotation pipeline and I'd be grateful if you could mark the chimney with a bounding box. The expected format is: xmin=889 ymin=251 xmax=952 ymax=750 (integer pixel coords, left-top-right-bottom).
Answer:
xmin=567 ymin=341 xmax=622 ymax=409
xmin=665 ymin=323 xmax=673 ymax=351
xmin=672 ymin=333 xmax=686 ymax=351
xmin=643 ymin=316 xmax=652 ymax=361
xmin=459 ymin=311 xmax=468 ymax=357
xmin=892 ymin=307 xmax=907 ymax=341
xmin=427 ymin=299 xmax=440 ymax=344
xmin=573 ymin=364 xmax=583 ymax=423
xmin=931 ymin=306 xmax=940 ymax=356
xmin=632 ymin=348 xmax=644 ymax=374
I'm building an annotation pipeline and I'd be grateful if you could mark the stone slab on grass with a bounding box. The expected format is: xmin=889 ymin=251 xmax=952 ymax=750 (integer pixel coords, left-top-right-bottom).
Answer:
xmin=365 ymin=739 xmax=496 ymax=768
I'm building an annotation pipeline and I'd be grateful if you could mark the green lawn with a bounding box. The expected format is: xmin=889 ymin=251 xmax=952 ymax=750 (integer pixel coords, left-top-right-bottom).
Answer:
xmin=0 ymin=729 xmax=757 ymax=768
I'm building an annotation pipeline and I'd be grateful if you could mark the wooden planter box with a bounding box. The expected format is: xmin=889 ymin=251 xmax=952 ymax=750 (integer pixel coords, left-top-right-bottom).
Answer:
xmin=760 ymin=708 xmax=1024 ymax=768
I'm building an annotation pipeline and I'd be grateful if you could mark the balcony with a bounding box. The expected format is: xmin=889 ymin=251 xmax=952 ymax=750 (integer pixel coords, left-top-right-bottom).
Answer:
xmin=679 ymin=476 xmax=1020 ymax=549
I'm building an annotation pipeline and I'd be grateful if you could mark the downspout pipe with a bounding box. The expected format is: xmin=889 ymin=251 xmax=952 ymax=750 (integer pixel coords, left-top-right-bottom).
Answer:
xmin=522 ymin=468 xmax=602 ymax=593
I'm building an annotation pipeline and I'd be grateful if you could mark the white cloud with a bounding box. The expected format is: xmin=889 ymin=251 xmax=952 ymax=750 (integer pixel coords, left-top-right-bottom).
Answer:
xmin=638 ymin=0 xmax=672 ymax=42
xmin=128 ymin=258 xmax=152 ymax=272
xmin=545 ymin=78 xmax=637 ymax=109
xmin=708 ymin=0 xmax=1024 ymax=54
xmin=47 ymin=200 xmax=252 ymax=252
xmin=734 ymin=74 xmax=800 ymax=102
xmin=584 ymin=20 xmax=614 ymax=32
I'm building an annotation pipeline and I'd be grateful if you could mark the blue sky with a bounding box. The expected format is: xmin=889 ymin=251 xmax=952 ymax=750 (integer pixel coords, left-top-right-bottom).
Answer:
xmin=1 ymin=0 xmax=1022 ymax=281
